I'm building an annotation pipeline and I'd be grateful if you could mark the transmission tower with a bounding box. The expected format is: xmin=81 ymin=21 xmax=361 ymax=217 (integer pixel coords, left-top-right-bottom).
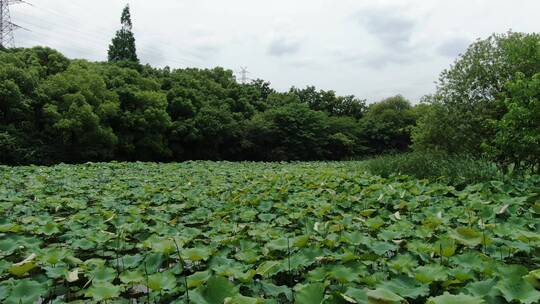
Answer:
xmin=239 ymin=66 xmax=250 ymax=84
xmin=0 ymin=0 xmax=26 ymax=48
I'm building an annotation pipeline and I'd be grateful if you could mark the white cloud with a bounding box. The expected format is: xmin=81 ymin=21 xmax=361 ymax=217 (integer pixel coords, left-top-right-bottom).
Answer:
xmin=268 ymin=36 xmax=301 ymax=57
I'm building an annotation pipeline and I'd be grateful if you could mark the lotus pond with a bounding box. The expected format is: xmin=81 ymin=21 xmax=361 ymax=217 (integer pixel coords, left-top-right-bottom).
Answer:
xmin=0 ymin=162 xmax=539 ymax=303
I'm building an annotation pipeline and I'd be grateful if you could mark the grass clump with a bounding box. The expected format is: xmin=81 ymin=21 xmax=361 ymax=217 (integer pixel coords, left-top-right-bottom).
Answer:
xmin=362 ymin=151 xmax=504 ymax=186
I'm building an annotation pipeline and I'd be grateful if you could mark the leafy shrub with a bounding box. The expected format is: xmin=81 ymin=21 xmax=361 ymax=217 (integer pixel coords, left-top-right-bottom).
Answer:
xmin=362 ymin=152 xmax=504 ymax=186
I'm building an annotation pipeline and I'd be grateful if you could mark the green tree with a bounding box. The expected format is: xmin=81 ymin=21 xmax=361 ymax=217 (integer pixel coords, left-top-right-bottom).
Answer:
xmin=414 ymin=32 xmax=540 ymax=154
xmin=38 ymin=61 xmax=119 ymax=161
xmin=108 ymin=5 xmax=139 ymax=63
xmin=246 ymin=102 xmax=329 ymax=160
xmin=291 ymin=86 xmax=367 ymax=119
xmin=488 ymin=73 xmax=540 ymax=171
xmin=360 ymin=95 xmax=416 ymax=154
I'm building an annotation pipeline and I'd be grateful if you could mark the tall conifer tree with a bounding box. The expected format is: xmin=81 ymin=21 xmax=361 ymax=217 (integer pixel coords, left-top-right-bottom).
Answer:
xmin=108 ymin=4 xmax=139 ymax=62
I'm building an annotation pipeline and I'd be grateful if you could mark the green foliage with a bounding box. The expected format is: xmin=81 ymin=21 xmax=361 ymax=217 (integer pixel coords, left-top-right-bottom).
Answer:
xmin=413 ymin=31 xmax=540 ymax=156
xmin=412 ymin=103 xmax=481 ymax=154
xmin=290 ymin=86 xmax=367 ymax=119
xmin=294 ymin=283 xmax=325 ymax=303
xmin=2 ymin=47 xmax=400 ymax=164
xmin=38 ymin=61 xmax=119 ymax=161
xmin=246 ymin=102 xmax=329 ymax=160
xmin=487 ymin=73 xmax=540 ymax=171
xmin=362 ymin=151 xmax=503 ymax=186
xmin=108 ymin=5 xmax=139 ymax=63
xmin=0 ymin=161 xmax=538 ymax=302
xmin=361 ymin=95 xmax=416 ymax=154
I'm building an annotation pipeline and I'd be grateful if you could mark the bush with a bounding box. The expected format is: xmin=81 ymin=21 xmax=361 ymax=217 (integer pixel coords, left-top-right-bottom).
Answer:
xmin=362 ymin=152 xmax=503 ymax=186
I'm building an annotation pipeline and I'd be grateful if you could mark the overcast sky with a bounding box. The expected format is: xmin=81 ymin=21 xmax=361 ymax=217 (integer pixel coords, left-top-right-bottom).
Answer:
xmin=10 ymin=0 xmax=540 ymax=102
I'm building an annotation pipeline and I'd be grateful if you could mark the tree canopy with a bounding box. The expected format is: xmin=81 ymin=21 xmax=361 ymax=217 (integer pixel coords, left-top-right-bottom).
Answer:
xmin=0 ymin=47 xmax=418 ymax=164
xmin=413 ymin=32 xmax=540 ymax=155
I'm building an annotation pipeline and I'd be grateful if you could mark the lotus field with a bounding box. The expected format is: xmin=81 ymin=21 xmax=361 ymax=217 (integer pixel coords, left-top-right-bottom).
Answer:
xmin=0 ymin=162 xmax=539 ymax=304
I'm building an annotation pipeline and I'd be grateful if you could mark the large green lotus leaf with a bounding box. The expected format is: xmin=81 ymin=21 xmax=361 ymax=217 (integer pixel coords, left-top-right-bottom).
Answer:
xmin=378 ymin=275 xmax=430 ymax=299
xmin=0 ymin=239 xmax=17 ymax=256
xmin=368 ymin=241 xmax=398 ymax=255
xmin=415 ymin=265 xmax=449 ymax=284
xmin=83 ymin=258 xmax=107 ymax=268
xmin=449 ymin=227 xmax=484 ymax=247
xmin=464 ymin=279 xmax=501 ymax=303
xmin=289 ymin=252 xmax=315 ymax=270
xmin=328 ymin=265 xmax=360 ymax=283
xmin=260 ymin=281 xmax=292 ymax=301
xmin=44 ymin=265 xmax=68 ymax=279
xmin=496 ymin=264 xmax=529 ymax=280
xmin=427 ymin=292 xmax=485 ymax=304
xmin=71 ymin=238 xmax=96 ymax=250
xmin=0 ymin=284 xmax=9 ymax=301
xmin=148 ymin=271 xmax=176 ymax=291
xmin=84 ymin=282 xmax=121 ymax=301
xmin=342 ymin=287 xmax=368 ymax=304
xmin=256 ymin=261 xmax=282 ymax=277
xmin=366 ymin=288 xmax=404 ymax=303
xmin=190 ymin=276 xmax=238 ymax=304
xmin=265 ymin=238 xmax=289 ymax=252
xmin=515 ymin=229 xmax=540 ymax=242
xmin=258 ymin=213 xmax=276 ymax=222
xmin=4 ymin=279 xmax=45 ymax=304
xmin=224 ymin=295 xmax=263 ymax=304
xmin=365 ymin=217 xmax=385 ymax=230
xmin=121 ymin=254 xmax=143 ymax=269
xmin=293 ymin=235 xmax=310 ymax=248
xmin=239 ymin=210 xmax=257 ymax=221
xmin=120 ymin=270 xmax=144 ymax=284
xmin=306 ymin=266 xmax=329 ymax=282
xmin=182 ymin=247 xmax=212 ymax=262
xmin=149 ymin=238 xmax=176 ymax=255
xmin=294 ymin=283 xmax=325 ymax=304
xmin=232 ymin=269 xmax=256 ymax=284
xmin=41 ymin=248 xmax=66 ymax=265
xmin=388 ymin=254 xmax=418 ymax=274
xmin=0 ymin=223 xmax=21 ymax=233
xmin=496 ymin=278 xmax=540 ymax=304
xmin=187 ymin=270 xmax=211 ymax=288
xmin=144 ymin=252 xmax=164 ymax=273
xmin=89 ymin=267 xmax=116 ymax=283
xmin=342 ymin=231 xmax=368 ymax=246
xmin=234 ymin=249 xmax=260 ymax=264
xmin=38 ymin=221 xmax=60 ymax=235
xmin=450 ymin=252 xmax=488 ymax=272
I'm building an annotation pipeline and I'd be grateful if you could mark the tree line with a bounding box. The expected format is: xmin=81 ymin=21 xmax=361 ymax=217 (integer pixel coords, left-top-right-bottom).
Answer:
xmin=0 ymin=4 xmax=539 ymax=170
xmin=0 ymin=46 xmax=421 ymax=164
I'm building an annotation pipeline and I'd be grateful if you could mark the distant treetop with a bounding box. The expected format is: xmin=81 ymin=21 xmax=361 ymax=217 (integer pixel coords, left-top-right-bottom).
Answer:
xmin=108 ymin=4 xmax=138 ymax=63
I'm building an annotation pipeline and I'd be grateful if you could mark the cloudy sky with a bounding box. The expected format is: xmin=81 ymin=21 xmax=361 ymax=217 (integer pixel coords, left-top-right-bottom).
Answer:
xmin=10 ymin=0 xmax=540 ymax=102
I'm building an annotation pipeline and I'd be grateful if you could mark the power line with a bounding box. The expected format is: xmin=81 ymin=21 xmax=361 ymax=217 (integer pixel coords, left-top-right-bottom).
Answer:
xmin=0 ymin=0 xmax=29 ymax=48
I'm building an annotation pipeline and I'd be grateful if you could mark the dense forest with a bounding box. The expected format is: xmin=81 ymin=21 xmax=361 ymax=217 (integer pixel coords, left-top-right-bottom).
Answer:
xmin=0 ymin=5 xmax=539 ymax=170
xmin=0 ymin=45 xmax=420 ymax=164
